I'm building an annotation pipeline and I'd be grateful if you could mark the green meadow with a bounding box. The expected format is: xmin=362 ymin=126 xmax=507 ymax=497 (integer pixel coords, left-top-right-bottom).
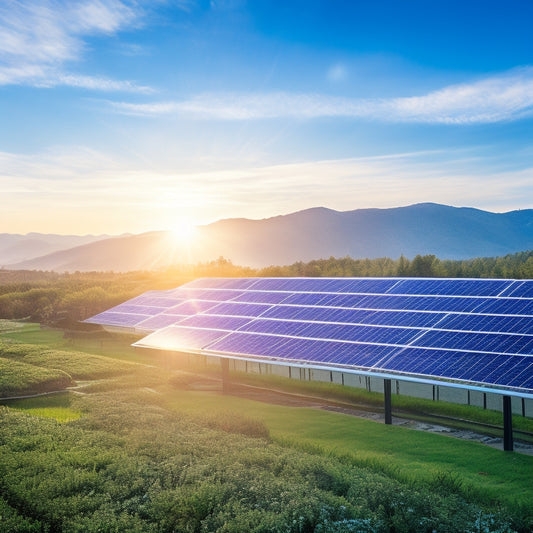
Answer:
xmin=0 ymin=322 xmax=532 ymax=531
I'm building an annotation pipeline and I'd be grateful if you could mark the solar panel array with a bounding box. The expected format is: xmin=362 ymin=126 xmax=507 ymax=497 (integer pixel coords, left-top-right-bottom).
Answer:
xmin=85 ymin=277 xmax=533 ymax=395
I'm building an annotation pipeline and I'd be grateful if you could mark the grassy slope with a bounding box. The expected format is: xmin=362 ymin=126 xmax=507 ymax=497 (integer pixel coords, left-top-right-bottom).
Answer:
xmin=162 ymin=388 xmax=533 ymax=507
xmin=2 ymin=323 xmax=533 ymax=510
xmin=0 ymin=357 xmax=73 ymax=397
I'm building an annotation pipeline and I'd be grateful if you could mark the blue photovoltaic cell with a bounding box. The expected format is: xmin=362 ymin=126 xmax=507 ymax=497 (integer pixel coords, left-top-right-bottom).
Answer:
xmin=435 ymin=313 xmax=533 ymax=334
xmin=238 ymin=319 xmax=312 ymax=338
xmin=320 ymin=294 xmax=380 ymax=308
xmin=281 ymin=293 xmax=350 ymax=307
xmin=388 ymin=278 xmax=512 ymax=296
xmin=177 ymin=314 xmax=253 ymax=331
xmin=239 ymin=319 xmax=422 ymax=346
xmin=181 ymin=278 xmax=258 ymax=290
xmin=498 ymin=280 xmax=533 ymax=298
xmin=344 ymin=294 xmax=481 ymax=313
xmin=261 ymin=306 xmax=445 ymax=328
xmin=173 ymin=288 xmax=244 ymax=301
xmin=251 ymin=278 xmax=398 ymax=294
xmin=205 ymin=301 xmax=273 ymax=317
xmin=517 ymin=365 xmax=533 ymax=389
xmin=205 ymin=332 xmax=398 ymax=367
xmin=206 ymin=331 xmax=292 ymax=357
xmin=128 ymin=290 xmax=172 ymax=300
xmin=414 ymin=329 xmax=533 ymax=355
xmin=86 ymin=311 xmax=152 ymax=327
xmin=255 ymin=279 xmax=317 ymax=292
xmin=137 ymin=325 xmax=230 ymax=351
xmin=105 ymin=304 xmax=168 ymax=315
xmin=232 ymin=291 xmax=294 ymax=304
xmin=163 ymin=300 xmax=219 ymax=315
xmin=121 ymin=295 xmax=184 ymax=308
xmin=474 ymin=297 xmax=533 ymax=316
xmin=360 ymin=310 xmax=446 ymax=328
xmin=483 ymin=357 xmax=532 ymax=388
xmin=135 ymin=314 xmax=188 ymax=331
xmin=331 ymin=278 xmax=399 ymax=294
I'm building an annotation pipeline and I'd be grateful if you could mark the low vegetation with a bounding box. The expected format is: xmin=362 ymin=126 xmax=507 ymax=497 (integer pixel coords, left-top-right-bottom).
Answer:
xmin=2 ymin=381 xmax=531 ymax=532
xmin=0 ymin=342 xmax=136 ymax=380
xmin=0 ymin=357 xmax=73 ymax=398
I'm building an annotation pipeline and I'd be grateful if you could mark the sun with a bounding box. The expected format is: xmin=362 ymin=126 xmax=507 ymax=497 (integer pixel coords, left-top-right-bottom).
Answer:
xmin=170 ymin=219 xmax=197 ymax=244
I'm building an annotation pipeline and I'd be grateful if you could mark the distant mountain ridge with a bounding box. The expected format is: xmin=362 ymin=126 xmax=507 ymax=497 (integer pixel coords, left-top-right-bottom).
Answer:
xmin=0 ymin=233 xmax=112 ymax=267
xmin=4 ymin=203 xmax=533 ymax=272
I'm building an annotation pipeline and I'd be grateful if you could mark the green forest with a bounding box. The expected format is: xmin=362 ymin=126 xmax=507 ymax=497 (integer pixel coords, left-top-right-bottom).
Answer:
xmin=1 ymin=250 xmax=533 ymax=323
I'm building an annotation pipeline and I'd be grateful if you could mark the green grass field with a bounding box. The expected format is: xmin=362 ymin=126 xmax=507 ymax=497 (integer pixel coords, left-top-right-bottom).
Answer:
xmin=160 ymin=386 xmax=533 ymax=508
xmin=1 ymin=321 xmax=533 ymax=531
xmin=0 ymin=392 xmax=82 ymax=422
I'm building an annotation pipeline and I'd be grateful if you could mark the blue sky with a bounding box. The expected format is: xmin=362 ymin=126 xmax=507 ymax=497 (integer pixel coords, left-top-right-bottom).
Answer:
xmin=1 ymin=0 xmax=532 ymax=234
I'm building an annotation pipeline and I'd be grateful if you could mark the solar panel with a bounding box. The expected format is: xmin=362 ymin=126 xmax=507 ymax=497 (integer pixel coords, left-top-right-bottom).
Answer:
xmin=86 ymin=277 xmax=533 ymax=395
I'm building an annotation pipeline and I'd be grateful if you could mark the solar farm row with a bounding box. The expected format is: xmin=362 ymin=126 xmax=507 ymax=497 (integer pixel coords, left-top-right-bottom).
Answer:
xmin=85 ymin=278 xmax=533 ymax=394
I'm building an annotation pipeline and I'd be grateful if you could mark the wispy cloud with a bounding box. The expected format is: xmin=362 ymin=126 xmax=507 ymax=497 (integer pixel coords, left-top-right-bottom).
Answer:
xmin=1 ymin=146 xmax=532 ymax=233
xmin=0 ymin=0 xmax=150 ymax=92
xmin=111 ymin=67 xmax=533 ymax=124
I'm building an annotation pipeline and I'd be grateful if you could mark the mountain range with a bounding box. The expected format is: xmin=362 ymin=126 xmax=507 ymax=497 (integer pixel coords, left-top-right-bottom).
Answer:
xmin=2 ymin=203 xmax=533 ymax=272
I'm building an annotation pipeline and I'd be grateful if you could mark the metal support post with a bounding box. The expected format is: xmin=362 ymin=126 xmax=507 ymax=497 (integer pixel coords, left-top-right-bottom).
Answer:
xmin=384 ymin=378 xmax=392 ymax=425
xmin=503 ymin=395 xmax=513 ymax=452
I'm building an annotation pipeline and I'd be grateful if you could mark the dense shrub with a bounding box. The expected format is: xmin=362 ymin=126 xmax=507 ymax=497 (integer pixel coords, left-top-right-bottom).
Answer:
xmin=0 ymin=343 xmax=135 ymax=379
xmin=0 ymin=389 xmax=523 ymax=532
xmin=0 ymin=357 xmax=73 ymax=397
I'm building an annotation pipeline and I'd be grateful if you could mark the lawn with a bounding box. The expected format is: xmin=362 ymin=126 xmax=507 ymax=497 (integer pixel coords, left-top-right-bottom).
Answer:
xmin=161 ymin=386 xmax=533 ymax=508
xmin=0 ymin=392 xmax=82 ymax=422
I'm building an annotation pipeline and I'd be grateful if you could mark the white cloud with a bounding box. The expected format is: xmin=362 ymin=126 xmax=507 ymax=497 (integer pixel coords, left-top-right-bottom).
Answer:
xmin=382 ymin=68 xmax=533 ymax=124
xmin=111 ymin=67 xmax=533 ymax=124
xmin=52 ymin=74 xmax=153 ymax=93
xmin=0 ymin=0 xmax=149 ymax=92
xmin=1 ymin=146 xmax=532 ymax=234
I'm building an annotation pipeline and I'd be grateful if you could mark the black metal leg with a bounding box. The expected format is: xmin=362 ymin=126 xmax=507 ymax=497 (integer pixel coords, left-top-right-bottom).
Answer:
xmin=503 ymin=395 xmax=513 ymax=452
xmin=384 ymin=379 xmax=392 ymax=425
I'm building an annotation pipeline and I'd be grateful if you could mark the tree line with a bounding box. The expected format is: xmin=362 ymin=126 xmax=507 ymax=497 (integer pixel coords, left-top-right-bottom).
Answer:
xmin=1 ymin=251 xmax=533 ymax=323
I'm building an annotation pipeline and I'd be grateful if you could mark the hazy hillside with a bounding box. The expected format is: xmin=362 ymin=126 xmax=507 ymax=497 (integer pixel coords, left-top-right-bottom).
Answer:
xmin=0 ymin=233 xmax=110 ymax=266
xmin=7 ymin=203 xmax=533 ymax=271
